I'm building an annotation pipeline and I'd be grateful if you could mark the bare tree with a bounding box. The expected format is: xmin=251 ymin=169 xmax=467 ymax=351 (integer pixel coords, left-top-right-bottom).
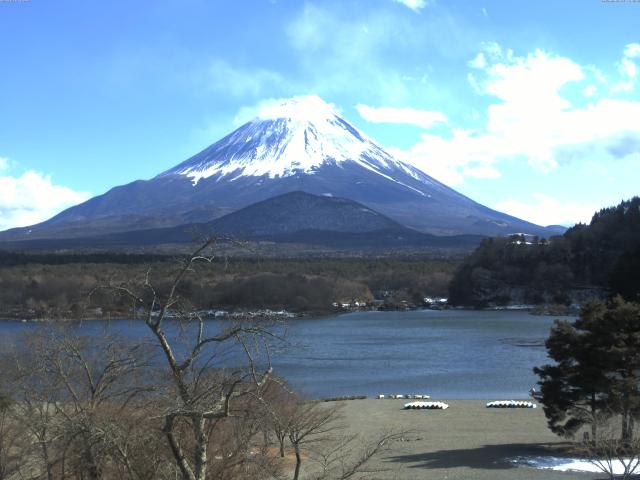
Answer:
xmin=260 ymin=378 xmax=298 ymax=458
xmin=97 ymin=238 xmax=280 ymax=480
xmin=46 ymin=332 xmax=155 ymax=479
xmin=0 ymin=390 xmax=25 ymax=480
xmin=2 ymin=328 xmax=161 ymax=480
xmin=0 ymin=237 xmax=408 ymax=480
xmin=286 ymin=401 xmax=343 ymax=480
xmin=263 ymin=392 xmax=406 ymax=480
xmin=6 ymin=339 xmax=62 ymax=480
xmin=580 ymin=415 xmax=640 ymax=480
xmin=307 ymin=430 xmax=405 ymax=480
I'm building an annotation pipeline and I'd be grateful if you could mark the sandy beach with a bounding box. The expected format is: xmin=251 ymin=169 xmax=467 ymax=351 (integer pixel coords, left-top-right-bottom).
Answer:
xmin=326 ymin=399 xmax=601 ymax=480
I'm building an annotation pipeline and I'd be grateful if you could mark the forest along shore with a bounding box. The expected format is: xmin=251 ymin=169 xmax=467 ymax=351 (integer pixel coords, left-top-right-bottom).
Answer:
xmin=335 ymin=399 xmax=597 ymax=480
xmin=0 ymin=253 xmax=458 ymax=321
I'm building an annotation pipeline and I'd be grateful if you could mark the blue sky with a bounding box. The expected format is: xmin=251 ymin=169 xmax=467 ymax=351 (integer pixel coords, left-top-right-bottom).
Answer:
xmin=0 ymin=0 xmax=639 ymax=230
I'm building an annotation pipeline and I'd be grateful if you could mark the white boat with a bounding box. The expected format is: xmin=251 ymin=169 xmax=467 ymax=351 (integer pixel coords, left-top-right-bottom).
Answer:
xmin=486 ymin=400 xmax=536 ymax=408
xmin=404 ymin=401 xmax=449 ymax=410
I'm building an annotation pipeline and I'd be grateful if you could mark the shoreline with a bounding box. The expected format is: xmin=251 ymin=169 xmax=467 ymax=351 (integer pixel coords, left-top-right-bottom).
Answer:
xmin=0 ymin=303 xmax=578 ymax=323
xmin=333 ymin=399 xmax=597 ymax=480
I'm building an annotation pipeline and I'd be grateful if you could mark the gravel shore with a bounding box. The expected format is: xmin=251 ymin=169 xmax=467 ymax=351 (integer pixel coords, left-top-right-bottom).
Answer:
xmin=330 ymin=399 xmax=601 ymax=480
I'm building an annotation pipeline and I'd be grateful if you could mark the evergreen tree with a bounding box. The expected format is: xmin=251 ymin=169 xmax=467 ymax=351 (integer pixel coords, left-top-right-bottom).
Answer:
xmin=597 ymin=297 xmax=640 ymax=442
xmin=449 ymin=196 xmax=640 ymax=306
xmin=535 ymin=298 xmax=640 ymax=443
xmin=610 ymin=247 xmax=640 ymax=302
xmin=534 ymin=301 xmax=610 ymax=440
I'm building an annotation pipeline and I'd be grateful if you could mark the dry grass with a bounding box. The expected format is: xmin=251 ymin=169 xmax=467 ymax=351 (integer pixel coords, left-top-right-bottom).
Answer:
xmin=330 ymin=399 xmax=601 ymax=480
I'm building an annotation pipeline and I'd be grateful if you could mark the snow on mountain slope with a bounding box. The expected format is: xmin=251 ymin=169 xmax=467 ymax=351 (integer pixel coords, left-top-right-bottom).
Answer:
xmin=160 ymin=95 xmax=433 ymax=197
xmin=0 ymin=95 xmax=557 ymax=242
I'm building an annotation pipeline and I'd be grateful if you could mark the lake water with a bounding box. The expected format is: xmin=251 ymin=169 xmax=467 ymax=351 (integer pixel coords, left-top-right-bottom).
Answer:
xmin=0 ymin=309 xmax=566 ymax=400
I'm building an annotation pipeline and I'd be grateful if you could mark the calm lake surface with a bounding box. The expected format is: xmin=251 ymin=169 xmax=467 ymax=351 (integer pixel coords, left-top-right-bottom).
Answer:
xmin=0 ymin=309 xmax=567 ymax=400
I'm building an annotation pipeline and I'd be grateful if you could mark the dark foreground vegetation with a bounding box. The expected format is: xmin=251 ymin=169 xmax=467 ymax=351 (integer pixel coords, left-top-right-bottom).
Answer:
xmin=0 ymin=241 xmax=401 ymax=480
xmin=0 ymin=253 xmax=457 ymax=320
xmin=535 ymin=297 xmax=640 ymax=479
xmin=449 ymin=197 xmax=640 ymax=307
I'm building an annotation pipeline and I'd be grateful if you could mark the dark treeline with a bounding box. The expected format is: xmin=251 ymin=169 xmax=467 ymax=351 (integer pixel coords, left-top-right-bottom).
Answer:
xmin=0 ymin=250 xmax=174 ymax=266
xmin=0 ymin=256 xmax=458 ymax=319
xmin=449 ymin=197 xmax=640 ymax=307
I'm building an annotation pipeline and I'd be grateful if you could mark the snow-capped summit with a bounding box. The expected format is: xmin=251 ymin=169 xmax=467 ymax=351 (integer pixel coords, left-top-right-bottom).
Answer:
xmin=255 ymin=95 xmax=340 ymax=122
xmin=160 ymin=95 xmax=426 ymax=191
xmin=0 ymin=95 xmax=557 ymax=242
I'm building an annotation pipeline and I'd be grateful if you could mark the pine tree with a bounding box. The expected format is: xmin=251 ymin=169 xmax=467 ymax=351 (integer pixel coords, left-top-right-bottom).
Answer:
xmin=610 ymin=247 xmax=640 ymax=302
xmin=534 ymin=302 xmax=610 ymax=440
xmin=534 ymin=298 xmax=640 ymax=443
xmin=598 ymin=297 xmax=640 ymax=443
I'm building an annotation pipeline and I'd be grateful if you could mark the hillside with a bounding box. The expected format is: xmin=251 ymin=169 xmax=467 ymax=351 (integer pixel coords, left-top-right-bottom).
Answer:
xmin=448 ymin=197 xmax=640 ymax=307
xmin=0 ymin=192 xmax=484 ymax=252
xmin=210 ymin=191 xmax=405 ymax=235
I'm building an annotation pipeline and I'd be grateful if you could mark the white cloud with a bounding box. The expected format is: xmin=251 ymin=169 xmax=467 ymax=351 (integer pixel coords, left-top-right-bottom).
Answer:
xmin=355 ymin=104 xmax=447 ymax=128
xmin=208 ymin=59 xmax=285 ymax=97
xmin=395 ymin=43 xmax=640 ymax=186
xmin=620 ymin=58 xmax=637 ymax=78
xmin=612 ymin=80 xmax=634 ymax=93
xmin=612 ymin=43 xmax=639 ymax=92
xmin=462 ymin=164 xmax=501 ymax=179
xmin=389 ymin=128 xmax=503 ymax=186
xmin=468 ymin=52 xmax=487 ymax=69
xmin=287 ymin=5 xmax=331 ymax=52
xmin=258 ymin=95 xmax=340 ymax=121
xmin=284 ymin=3 xmax=472 ymax=104
xmin=624 ymin=43 xmax=640 ymax=58
xmin=232 ymin=95 xmax=342 ymax=126
xmin=0 ymin=167 xmax=91 ymax=231
xmin=480 ymin=41 xmax=509 ymax=62
xmin=392 ymin=0 xmax=431 ymax=12
xmin=285 ymin=5 xmax=410 ymax=103
xmin=481 ymin=49 xmax=583 ymax=107
xmin=285 ymin=4 xmax=419 ymax=103
xmin=494 ymin=194 xmax=598 ymax=227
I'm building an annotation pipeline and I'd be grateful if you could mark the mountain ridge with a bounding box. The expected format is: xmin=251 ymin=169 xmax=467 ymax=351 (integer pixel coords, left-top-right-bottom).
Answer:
xmin=0 ymin=96 xmax=561 ymax=244
xmin=0 ymin=192 xmax=485 ymax=251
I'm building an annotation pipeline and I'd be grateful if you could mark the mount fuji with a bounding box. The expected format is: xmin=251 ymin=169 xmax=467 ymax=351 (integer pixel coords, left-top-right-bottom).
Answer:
xmin=0 ymin=96 xmax=558 ymax=245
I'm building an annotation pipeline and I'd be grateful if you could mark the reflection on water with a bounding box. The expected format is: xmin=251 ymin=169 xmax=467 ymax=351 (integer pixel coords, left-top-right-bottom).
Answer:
xmin=0 ymin=309 xmax=571 ymax=399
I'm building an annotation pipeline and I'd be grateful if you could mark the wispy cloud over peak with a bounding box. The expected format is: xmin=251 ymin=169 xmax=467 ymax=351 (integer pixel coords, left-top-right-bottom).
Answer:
xmin=391 ymin=0 xmax=432 ymax=13
xmin=232 ymin=95 xmax=342 ymax=126
xmin=208 ymin=59 xmax=286 ymax=98
xmin=356 ymin=104 xmax=447 ymax=128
